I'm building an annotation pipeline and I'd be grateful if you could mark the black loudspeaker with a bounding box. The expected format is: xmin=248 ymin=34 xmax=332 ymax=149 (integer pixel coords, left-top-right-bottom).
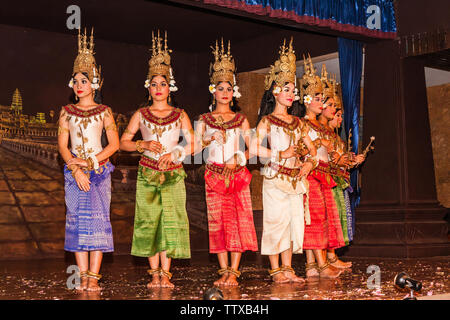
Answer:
xmin=394 ymin=272 xmax=423 ymax=300
xmin=203 ymin=287 xmax=224 ymax=300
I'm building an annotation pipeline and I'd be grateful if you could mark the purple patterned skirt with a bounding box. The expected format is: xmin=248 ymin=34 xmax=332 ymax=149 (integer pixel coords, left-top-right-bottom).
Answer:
xmin=64 ymin=162 xmax=115 ymax=252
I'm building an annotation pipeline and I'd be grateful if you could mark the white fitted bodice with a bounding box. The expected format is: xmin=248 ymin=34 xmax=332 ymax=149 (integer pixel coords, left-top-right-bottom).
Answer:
xmin=63 ymin=104 xmax=109 ymax=159
xmin=139 ymin=107 xmax=183 ymax=160
xmin=305 ymin=120 xmax=331 ymax=162
xmin=264 ymin=115 xmax=306 ymax=169
xmin=200 ymin=113 xmax=246 ymax=164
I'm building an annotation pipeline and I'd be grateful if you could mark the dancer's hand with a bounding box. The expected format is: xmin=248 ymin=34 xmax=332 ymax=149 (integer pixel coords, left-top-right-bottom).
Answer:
xmin=142 ymin=140 xmax=163 ymax=154
xmin=212 ymin=131 xmax=226 ymax=145
xmin=157 ymin=153 xmax=173 ymax=170
xmin=353 ymin=154 xmax=366 ymax=165
xmin=223 ymin=164 xmax=236 ymax=179
xmin=337 ymin=154 xmax=351 ymax=166
xmin=74 ymin=170 xmax=91 ymax=192
xmin=280 ymin=145 xmax=299 ymax=159
xmin=298 ymin=161 xmax=313 ymax=178
xmin=67 ymin=157 xmax=88 ymax=168
xmin=330 ymin=152 xmax=340 ymax=163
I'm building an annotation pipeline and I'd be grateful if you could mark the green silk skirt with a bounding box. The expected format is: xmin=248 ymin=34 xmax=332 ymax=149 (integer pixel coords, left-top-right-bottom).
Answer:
xmin=131 ymin=165 xmax=191 ymax=259
xmin=331 ymin=176 xmax=350 ymax=246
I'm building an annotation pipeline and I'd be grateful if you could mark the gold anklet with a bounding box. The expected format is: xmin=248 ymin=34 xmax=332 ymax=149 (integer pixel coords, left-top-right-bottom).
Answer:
xmin=227 ymin=267 xmax=241 ymax=278
xmin=218 ymin=268 xmax=229 ymax=276
xmin=147 ymin=268 xmax=161 ymax=276
xmin=86 ymin=270 xmax=102 ymax=280
xmin=160 ymin=269 xmax=172 ymax=280
xmin=268 ymin=267 xmax=283 ymax=277
xmin=327 ymin=255 xmax=338 ymax=264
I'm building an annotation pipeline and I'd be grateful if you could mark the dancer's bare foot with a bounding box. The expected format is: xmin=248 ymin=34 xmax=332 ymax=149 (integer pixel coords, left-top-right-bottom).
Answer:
xmin=328 ymin=256 xmax=352 ymax=269
xmin=305 ymin=263 xmax=319 ymax=280
xmin=147 ymin=274 xmax=160 ymax=289
xmin=318 ymin=263 xmax=341 ymax=279
xmin=87 ymin=278 xmax=102 ymax=291
xmin=160 ymin=275 xmax=174 ymax=288
xmin=76 ymin=274 xmax=89 ymax=291
xmin=224 ymin=274 xmax=239 ymax=286
xmin=214 ymin=273 xmax=228 ymax=286
xmin=272 ymin=273 xmax=290 ymax=283
xmin=160 ymin=269 xmax=174 ymax=288
xmin=280 ymin=266 xmax=305 ymax=283
xmin=284 ymin=271 xmax=306 ymax=283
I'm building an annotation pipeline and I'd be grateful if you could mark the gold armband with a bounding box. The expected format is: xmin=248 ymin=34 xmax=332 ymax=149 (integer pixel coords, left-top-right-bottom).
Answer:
xmin=58 ymin=126 xmax=69 ymax=135
xmin=105 ymin=123 xmax=117 ymax=132
xmin=136 ymin=140 xmax=145 ymax=153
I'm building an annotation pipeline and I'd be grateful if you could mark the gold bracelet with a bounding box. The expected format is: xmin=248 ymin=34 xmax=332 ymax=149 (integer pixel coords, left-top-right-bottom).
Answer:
xmin=71 ymin=166 xmax=80 ymax=178
xmin=136 ymin=140 xmax=144 ymax=153
xmin=87 ymin=157 xmax=94 ymax=171
xmin=306 ymin=158 xmax=318 ymax=169
xmin=67 ymin=164 xmax=77 ymax=171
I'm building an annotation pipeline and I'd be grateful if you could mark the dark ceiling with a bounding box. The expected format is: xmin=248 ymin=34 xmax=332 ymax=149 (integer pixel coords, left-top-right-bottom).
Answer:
xmin=0 ymin=0 xmax=292 ymax=52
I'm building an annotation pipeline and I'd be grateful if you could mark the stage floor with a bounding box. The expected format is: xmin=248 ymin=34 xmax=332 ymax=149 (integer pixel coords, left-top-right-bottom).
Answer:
xmin=0 ymin=255 xmax=448 ymax=300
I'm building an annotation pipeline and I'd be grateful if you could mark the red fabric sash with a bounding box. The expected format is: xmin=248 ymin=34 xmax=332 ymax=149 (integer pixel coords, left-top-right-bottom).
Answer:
xmin=204 ymin=162 xmax=252 ymax=194
xmin=310 ymin=161 xmax=337 ymax=188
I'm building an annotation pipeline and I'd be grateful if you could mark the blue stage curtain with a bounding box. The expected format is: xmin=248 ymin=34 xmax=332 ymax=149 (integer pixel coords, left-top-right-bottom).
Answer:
xmin=200 ymin=0 xmax=397 ymax=38
xmin=338 ymin=37 xmax=363 ymax=211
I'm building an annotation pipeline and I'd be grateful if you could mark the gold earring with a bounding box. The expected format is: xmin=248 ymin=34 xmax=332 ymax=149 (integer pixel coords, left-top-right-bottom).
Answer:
xmin=168 ymin=95 xmax=171 ymax=104
xmin=230 ymin=100 xmax=234 ymax=107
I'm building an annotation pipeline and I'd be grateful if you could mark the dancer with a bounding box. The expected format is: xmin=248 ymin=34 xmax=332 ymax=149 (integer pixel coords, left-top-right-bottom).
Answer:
xmin=194 ymin=39 xmax=258 ymax=287
xmin=58 ymin=28 xmax=119 ymax=291
xmin=317 ymin=73 xmax=352 ymax=269
xmin=251 ymin=39 xmax=316 ymax=283
xmin=300 ymin=59 xmax=345 ymax=279
xmin=119 ymin=31 xmax=194 ymax=289
xmin=327 ymin=93 xmax=366 ymax=253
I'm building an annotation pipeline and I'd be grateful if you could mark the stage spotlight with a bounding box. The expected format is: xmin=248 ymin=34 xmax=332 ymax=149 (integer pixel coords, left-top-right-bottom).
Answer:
xmin=203 ymin=287 xmax=224 ymax=300
xmin=394 ymin=272 xmax=422 ymax=300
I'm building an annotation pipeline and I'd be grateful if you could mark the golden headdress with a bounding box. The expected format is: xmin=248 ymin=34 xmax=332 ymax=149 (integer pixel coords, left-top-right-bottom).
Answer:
xmin=300 ymin=53 xmax=323 ymax=103
xmin=144 ymin=31 xmax=177 ymax=92
xmin=264 ymin=38 xmax=298 ymax=91
xmin=321 ymin=64 xmax=335 ymax=103
xmin=209 ymin=39 xmax=241 ymax=98
xmin=69 ymin=28 xmax=102 ymax=90
xmin=334 ymin=82 xmax=343 ymax=112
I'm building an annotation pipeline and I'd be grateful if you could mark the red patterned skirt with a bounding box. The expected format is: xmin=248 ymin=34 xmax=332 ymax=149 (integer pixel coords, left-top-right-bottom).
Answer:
xmin=303 ymin=161 xmax=346 ymax=250
xmin=204 ymin=163 xmax=258 ymax=253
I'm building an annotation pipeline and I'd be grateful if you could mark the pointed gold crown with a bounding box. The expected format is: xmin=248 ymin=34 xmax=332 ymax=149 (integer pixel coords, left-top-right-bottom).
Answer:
xmin=300 ymin=53 xmax=323 ymax=99
xmin=210 ymin=38 xmax=236 ymax=85
xmin=264 ymin=38 xmax=297 ymax=90
xmin=147 ymin=30 xmax=172 ymax=81
xmin=72 ymin=28 xmax=102 ymax=88
xmin=321 ymin=64 xmax=336 ymax=102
